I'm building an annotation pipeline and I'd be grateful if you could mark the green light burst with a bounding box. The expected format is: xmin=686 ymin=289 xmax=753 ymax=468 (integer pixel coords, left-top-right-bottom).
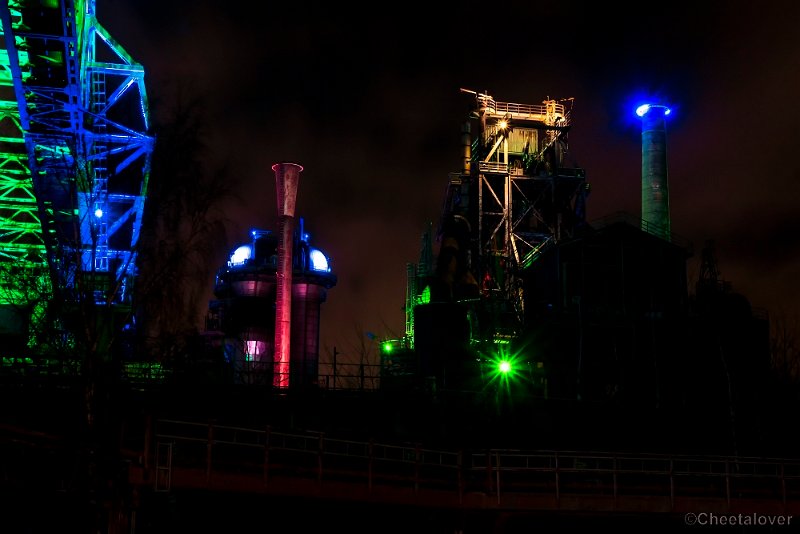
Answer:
xmin=484 ymin=345 xmax=527 ymax=391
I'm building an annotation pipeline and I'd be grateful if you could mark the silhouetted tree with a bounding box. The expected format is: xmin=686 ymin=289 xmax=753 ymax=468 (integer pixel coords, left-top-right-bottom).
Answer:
xmin=135 ymin=80 xmax=240 ymax=371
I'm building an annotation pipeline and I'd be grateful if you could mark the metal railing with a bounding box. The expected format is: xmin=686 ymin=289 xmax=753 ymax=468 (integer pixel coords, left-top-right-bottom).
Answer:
xmin=478 ymin=161 xmax=509 ymax=174
xmin=153 ymin=419 xmax=800 ymax=509
xmin=480 ymin=98 xmax=567 ymax=124
xmin=317 ymin=361 xmax=381 ymax=390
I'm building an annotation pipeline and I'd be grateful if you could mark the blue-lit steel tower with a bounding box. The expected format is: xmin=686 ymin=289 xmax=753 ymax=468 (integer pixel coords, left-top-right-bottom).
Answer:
xmin=0 ymin=0 xmax=152 ymax=353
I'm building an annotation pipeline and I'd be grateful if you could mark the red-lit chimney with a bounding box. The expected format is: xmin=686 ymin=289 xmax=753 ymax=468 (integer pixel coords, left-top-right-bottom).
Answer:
xmin=272 ymin=162 xmax=303 ymax=388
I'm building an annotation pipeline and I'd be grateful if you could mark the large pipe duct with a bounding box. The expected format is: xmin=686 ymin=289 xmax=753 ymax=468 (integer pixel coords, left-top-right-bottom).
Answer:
xmin=272 ymin=162 xmax=303 ymax=388
xmin=461 ymin=120 xmax=471 ymax=175
xmin=638 ymin=104 xmax=671 ymax=240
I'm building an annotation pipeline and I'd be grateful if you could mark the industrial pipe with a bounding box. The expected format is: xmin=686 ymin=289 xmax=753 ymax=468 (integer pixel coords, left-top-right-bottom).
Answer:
xmin=272 ymin=162 xmax=303 ymax=388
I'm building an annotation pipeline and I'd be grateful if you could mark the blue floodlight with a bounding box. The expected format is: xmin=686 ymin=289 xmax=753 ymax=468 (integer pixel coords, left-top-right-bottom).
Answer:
xmin=636 ymin=103 xmax=671 ymax=118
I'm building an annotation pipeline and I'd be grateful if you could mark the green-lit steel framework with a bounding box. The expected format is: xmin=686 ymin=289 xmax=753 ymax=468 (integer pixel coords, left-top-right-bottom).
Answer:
xmin=0 ymin=0 xmax=152 ymax=350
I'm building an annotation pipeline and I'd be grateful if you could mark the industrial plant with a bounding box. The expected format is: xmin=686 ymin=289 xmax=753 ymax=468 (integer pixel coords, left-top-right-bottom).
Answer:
xmin=205 ymin=163 xmax=337 ymax=389
xmin=1 ymin=1 xmax=798 ymax=533
xmin=371 ymin=90 xmax=776 ymax=456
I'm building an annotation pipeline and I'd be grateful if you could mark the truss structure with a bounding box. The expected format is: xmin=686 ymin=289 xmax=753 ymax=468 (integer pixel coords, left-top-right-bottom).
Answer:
xmin=0 ymin=0 xmax=152 ymax=314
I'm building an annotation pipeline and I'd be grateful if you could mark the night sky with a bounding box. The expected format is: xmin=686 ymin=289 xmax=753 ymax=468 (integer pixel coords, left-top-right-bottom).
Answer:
xmin=101 ymin=0 xmax=800 ymax=360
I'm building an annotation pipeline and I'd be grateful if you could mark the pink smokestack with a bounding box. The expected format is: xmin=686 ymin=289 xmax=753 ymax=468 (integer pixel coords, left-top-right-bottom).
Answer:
xmin=272 ymin=162 xmax=303 ymax=388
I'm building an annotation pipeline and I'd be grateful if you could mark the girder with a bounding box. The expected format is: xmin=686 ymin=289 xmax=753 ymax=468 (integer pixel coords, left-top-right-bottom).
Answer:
xmin=0 ymin=0 xmax=152 ymax=338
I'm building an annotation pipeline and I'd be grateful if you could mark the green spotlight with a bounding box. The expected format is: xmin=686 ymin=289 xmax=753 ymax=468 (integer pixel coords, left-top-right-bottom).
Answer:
xmin=381 ymin=341 xmax=393 ymax=354
xmin=486 ymin=348 xmax=527 ymax=390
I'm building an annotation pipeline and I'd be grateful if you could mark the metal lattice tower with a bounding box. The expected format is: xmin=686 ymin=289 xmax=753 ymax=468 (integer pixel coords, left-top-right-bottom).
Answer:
xmin=442 ymin=89 xmax=588 ymax=339
xmin=0 ymin=0 xmax=152 ymax=341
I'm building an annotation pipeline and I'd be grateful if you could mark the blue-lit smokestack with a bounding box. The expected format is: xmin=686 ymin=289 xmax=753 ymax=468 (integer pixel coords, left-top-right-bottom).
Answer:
xmin=637 ymin=103 xmax=672 ymax=240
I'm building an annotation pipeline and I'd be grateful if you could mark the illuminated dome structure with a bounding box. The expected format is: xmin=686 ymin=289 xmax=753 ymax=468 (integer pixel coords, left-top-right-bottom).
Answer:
xmin=207 ymin=218 xmax=336 ymax=388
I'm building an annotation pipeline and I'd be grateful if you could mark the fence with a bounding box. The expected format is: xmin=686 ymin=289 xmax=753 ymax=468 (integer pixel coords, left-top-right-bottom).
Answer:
xmin=152 ymin=419 xmax=800 ymax=511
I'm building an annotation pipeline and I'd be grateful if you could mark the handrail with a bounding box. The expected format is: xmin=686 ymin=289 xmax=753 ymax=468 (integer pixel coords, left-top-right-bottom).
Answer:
xmin=479 ymin=97 xmax=567 ymax=125
xmin=149 ymin=418 xmax=800 ymax=510
xmin=155 ymin=418 xmax=800 ymax=479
